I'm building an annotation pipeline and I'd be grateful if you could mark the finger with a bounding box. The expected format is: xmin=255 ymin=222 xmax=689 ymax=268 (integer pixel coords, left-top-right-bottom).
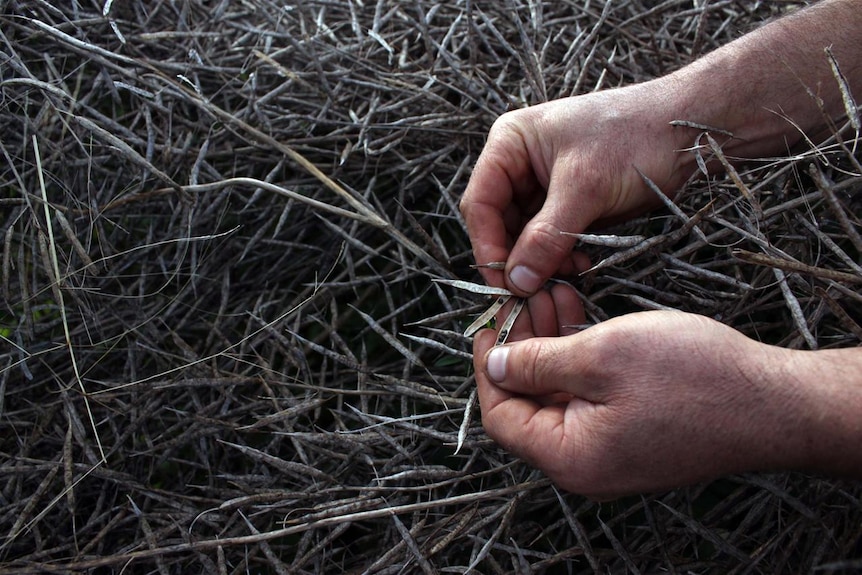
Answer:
xmin=460 ymin=196 xmax=509 ymax=287
xmin=477 ymin=350 xmax=602 ymax=484
xmin=549 ymin=283 xmax=585 ymax=336
xmin=481 ymin=388 xmax=569 ymax=469
xmin=505 ymin=166 xmax=605 ymax=295
xmin=496 ymin=281 xmax=585 ymax=345
xmin=496 ymin=288 xmax=559 ymax=345
xmin=460 ymin=120 xmax=541 ymax=287
xmin=523 ymin=284 xmax=584 ymax=339
xmin=571 ymin=251 xmax=592 ymax=274
xmin=474 ymin=328 xmax=567 ymax=447
xmin=473 ymin=329 xmax=511 ymax=411
xmin=526 ymin=290 xmax=559 ymax=338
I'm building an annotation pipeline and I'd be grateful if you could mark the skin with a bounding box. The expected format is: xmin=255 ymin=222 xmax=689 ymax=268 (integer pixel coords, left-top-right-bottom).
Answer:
xmin=460 ymin=0 xmax=862 ymax=499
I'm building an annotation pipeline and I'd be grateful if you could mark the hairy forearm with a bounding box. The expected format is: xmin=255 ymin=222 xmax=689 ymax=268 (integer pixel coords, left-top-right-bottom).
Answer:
xmin=660 ymin=1 xmax=862 ymax=479
xmin=667 ymin=0 xmax=862 ymax=158
xmin=788 ymin=347 xmax=862 ymax=477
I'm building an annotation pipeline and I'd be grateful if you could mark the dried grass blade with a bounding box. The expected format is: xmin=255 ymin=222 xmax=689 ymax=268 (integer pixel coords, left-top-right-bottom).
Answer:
xmin=581 ymin=235 xmax=665 ymax=275
xmin=34 ymin=136 xmax=106 ymax=463
xmin=825 ymin=46 xmax=860 ymax=133
xmin=390 ymin=514 xmax=434 ymax=575
xmin=350 ymin=305 xmax=425 ymax=367
xmin=815 ymin=287 xmax=862 ymax=342
xmin=400 ymin=333 xmax=472 ymax=360
xmin=660 ymin=254 xmax=753 ymax=291
xmin=705 ymin=133 xmax=763 ymax=219
xmin=626 ymin=294 xmax=679 ymax=312
xmin=669 ymin=119 xmax=734 ymax=138
xmin=553 ymin=488 xmax=600 ymax=572
xmin=773 ymin=268 xmax=818 ymax=349
xmin=808 ymin=164 xmax=862 ymax=255
xmin=560 ymin=231 xmax=646 ymax=248
xmin=636 ymin=167 xmax=709 ymax=243
xmin=219 ymin=440 xmax=334 ymax=482
xmin=463 ymin=295 xmax=510 ymax=337
xmin=68 ymin=115 xmax=179 ymax=191
xmin=732 ymin=249 xmax=862 ymax=285
xmin=432 ymin=278 xmax=513 ymax=296
xmin=54 ymin=210 xmax=97 ymax=275
xmin=454 ymin=387 xmax=477 ymax=455
xmin=496 ymin=298 xmax=525 ymax=345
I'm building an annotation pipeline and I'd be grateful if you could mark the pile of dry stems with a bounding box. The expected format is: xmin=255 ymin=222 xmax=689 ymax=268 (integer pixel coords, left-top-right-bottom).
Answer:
xmin=1 ymin=1 xmax=861 ymax=573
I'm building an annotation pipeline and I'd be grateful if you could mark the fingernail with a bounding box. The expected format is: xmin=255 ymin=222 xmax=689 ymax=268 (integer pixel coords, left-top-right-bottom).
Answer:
xmin=486 ymin=345 xmax=510 ymax=383
xmin=509 ymin=265 xmax=541 ymax=294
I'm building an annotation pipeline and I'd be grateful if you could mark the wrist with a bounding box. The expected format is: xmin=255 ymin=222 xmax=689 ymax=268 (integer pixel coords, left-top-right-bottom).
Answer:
xmin=720 ymin=340 xmax=813 ymax=474
xmin=785 ymin=348 xmax=862 ymax=477
xmin=663 ymin=0 xmax=862 ymax=161
xmin=605 ymin=77 xmax=706 ymax=200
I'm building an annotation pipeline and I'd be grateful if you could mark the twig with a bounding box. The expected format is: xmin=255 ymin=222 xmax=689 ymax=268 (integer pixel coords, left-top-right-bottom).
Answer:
xmin=825 ymin=46 xmax=860 ymax=134
xmin=732 ymin=249 xmax=862 ymax=285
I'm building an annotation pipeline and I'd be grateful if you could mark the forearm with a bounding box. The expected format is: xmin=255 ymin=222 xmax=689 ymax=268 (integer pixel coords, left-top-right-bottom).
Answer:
xmin=667 ymin=0 xmax=862 ymax=159
xmin=787 ymin=347 xmax=862 ymax=477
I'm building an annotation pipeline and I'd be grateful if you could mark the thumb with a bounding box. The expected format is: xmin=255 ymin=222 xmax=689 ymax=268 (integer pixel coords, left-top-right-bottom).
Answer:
xmin=483 ymin=337 xmax=576 ymax=397
xmin=505 ymin=170 xmax=603 ymax=295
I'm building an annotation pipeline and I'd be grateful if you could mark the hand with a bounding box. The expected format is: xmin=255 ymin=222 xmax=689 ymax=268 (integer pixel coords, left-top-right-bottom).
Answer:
xmin=460 ymin=0 xmax=862 ymax=298
xmin=474 ymin=300 xmax=813 ymax=499
xmin=465 ymin=0 xmax=862 ymax=498
xmin=460 ymin=79 xmax=694 ymax=296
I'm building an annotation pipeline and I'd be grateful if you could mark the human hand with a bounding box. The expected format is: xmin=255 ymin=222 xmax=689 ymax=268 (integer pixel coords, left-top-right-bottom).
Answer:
xmin=474 ymin=300 xmax=812 ymax=499
xmin=460 ymin=79 xmax=694 ymax=296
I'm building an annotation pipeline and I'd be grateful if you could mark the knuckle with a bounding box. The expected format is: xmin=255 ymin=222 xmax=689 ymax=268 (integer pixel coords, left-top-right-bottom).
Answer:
xmin=576 ymin=326 xmax=625 ymax=384
xmin=489 ymin=109 xmax=521 ymax=135
xmin=529 ymin=219 xmax=566 ymax=243
xmin=523 ymin=220 xmax=572 ymax=259
xmin=487 ymin=110 xmax=533 ymax=151
xmin=514 ymin=339 xmax=543 ymax=392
